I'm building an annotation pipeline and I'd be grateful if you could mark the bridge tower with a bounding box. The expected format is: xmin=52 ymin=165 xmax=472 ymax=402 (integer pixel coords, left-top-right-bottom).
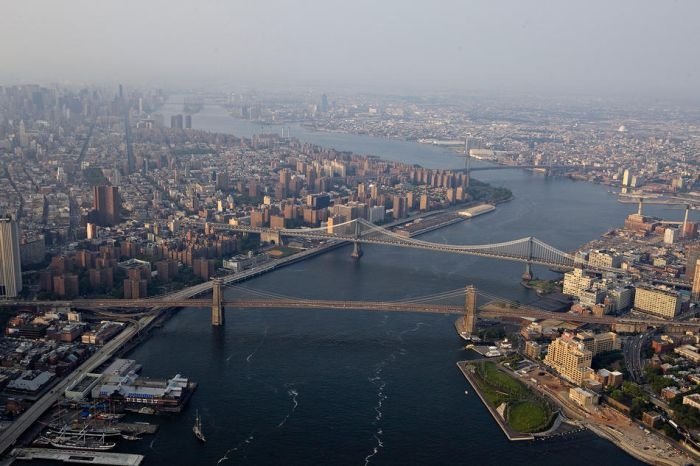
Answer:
xmin=350 ymin=219 xmax=363 ymax=259
xmin=463 ymin=285 xmax=477 ymax=336
xmin=522 ymin=237 xmax=533 ymax=281
xmin=211 ymin=278 xmax=225 ymax=326
xmin=464 ymin=135 xmax=472 ymax=188
xmin=682 ymin=204 xmax=690 ymax=238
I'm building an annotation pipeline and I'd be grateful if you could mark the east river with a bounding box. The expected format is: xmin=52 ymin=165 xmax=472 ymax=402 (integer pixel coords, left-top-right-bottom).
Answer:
xmin=107 ymin=101 xmax=699 ymax=465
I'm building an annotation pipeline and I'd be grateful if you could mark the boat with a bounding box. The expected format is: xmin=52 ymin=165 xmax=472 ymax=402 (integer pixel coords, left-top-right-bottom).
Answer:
xmin=464 ymin=390 xmax=469 ymax=395
xmin=46 ymin=424 xmax=121 ymax=438
xmin=193 ymin=410 xmax=206 ymax=442
xmin=49 ymin=436 xmax=116 ymax=451
xmin=48 ymin=427 xmax=116 ymax=451
xmin=95 ymin=413 xmax=125 ymax=421
xmin=122 ymin=434 xmax=142 ymax=441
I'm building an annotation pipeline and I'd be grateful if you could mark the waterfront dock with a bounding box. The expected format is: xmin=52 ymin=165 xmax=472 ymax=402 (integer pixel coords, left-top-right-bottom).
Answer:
xmin=456 ymin=361 xmax=533 ymax=441
xmin=115 ymin=422 xmax=158 ymax=435
xmin=10 ymin=448 xmax=144 ymax=465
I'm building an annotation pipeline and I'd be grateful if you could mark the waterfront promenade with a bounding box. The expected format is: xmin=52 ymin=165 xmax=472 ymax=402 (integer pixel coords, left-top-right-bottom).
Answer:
xmin=509 ymin=363 xmax=696 ymax=465
xmin=456 ymin=361 xmax=534 ymax=441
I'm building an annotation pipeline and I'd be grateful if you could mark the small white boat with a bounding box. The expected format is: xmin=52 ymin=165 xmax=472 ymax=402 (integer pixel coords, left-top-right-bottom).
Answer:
xmin=464 ymin=390 xmax=469 ymax=395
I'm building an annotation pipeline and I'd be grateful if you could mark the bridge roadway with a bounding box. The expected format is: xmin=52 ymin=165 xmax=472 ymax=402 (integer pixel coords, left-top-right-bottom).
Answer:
xmin=0 ymin=256 xmax=261 ymax=455
xmin=11 ymin=297 xmax=699 ymax=328
xmin=467 ymin=164 xmax=582 ymax=172
xmin=198 ymin=223 xmax=574 ymax=268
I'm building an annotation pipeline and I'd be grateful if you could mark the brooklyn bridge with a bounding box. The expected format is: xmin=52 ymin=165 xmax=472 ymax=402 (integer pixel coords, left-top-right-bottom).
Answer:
xmin=5 ymin=281 xmax=696 ymax=333
xmin=4 ymin=216 xmax=693 ymax=329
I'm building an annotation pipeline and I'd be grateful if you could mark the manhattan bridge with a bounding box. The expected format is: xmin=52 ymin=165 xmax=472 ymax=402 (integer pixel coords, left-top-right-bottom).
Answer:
xmin=6 ymin=217 xmax=694 ymax=333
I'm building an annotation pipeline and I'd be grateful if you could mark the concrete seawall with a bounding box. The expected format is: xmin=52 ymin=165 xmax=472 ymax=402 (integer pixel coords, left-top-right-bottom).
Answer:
xmin=457 ymin=361 xmax=533 ymax=441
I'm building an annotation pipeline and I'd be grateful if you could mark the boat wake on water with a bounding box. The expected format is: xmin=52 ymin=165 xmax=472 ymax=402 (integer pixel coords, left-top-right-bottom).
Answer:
xmin=364 ymin=322 xmax=424 ymax=465
xmin=277 ymin=387 xmax=300 ymax=428
xmin=246 ymin=326 xmax=269 ymax=363
xmin=216 ymin=432 xmax=255 ymax=464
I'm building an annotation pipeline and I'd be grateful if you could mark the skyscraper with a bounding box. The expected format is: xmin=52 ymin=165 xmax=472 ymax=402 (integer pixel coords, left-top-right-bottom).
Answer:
xmin=693 ymin=259 xmax=700 ymax=302
xmin=93 ymin=186 xmax=121 ymax=226
xmin=171 ymin=114 xmax=184 ymax=129
xmin=320 ymin=94 xmax=329 ymax=113
xmin=0 ymin=216 xmax=22 ymax=297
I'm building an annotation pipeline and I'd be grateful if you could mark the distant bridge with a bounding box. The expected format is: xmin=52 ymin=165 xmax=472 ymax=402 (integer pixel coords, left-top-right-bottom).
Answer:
xmin=192 ymin=217 xmax=608 ymax=280
xmin=467 ymin=164 xmax=586 ymax=172
xmin=197 ymin=218 xmax=578 ymax=269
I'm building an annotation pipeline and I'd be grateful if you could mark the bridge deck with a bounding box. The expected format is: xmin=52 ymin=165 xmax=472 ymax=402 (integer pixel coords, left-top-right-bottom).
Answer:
xmin=9 ymin=298 xmax=697 ymax=328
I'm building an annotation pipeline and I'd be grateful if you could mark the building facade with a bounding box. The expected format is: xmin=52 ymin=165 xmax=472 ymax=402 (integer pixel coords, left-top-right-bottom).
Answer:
xmin=634 ymin=286 xmax=682 ymax=319
xmin=0 ymin=217 xmax=23 ymax=297
xmin=544 ymin=335 xmax=593 ymax=385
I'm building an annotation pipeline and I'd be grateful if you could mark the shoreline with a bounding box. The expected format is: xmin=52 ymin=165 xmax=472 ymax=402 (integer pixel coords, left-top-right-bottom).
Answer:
xmin=456 ymin=361 xmax=534 ymax=441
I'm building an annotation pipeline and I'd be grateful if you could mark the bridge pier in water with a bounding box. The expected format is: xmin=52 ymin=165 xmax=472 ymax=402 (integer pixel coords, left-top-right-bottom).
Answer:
xmin=350 ymin=219 xmax=363 ymax=259
xmin=211 ymin=278 xmax=225 ymax=326
xmin=522 ymin=262 xmax=533 ymax=281
xmin=351 ymin=241 xmax=363 ymax=259
xmin=463 ymin=285 xmax=477 ymax=336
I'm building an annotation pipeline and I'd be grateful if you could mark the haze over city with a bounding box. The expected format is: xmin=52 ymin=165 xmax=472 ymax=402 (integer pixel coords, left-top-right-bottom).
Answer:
xmin=3 ymin=0 xmax=700 ymax=97
xmin=4 ymin=1 xmax=700 ymax=465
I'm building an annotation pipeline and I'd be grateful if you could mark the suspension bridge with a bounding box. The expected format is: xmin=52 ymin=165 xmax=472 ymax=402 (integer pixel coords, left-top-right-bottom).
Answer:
xmin=192 ymin=217 xmax=591 ymax=280
xmin=5 ymin=281 xmax=696 ymax=331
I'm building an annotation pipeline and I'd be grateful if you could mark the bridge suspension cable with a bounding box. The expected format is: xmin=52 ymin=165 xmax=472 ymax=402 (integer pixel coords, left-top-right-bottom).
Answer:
xmin=221 ymin=282 xmax=316 ymax=302
xmin=391 ymin=288 xmax=467 ymax=303
xmin=190 ymin=216 xmax=607 ymax=270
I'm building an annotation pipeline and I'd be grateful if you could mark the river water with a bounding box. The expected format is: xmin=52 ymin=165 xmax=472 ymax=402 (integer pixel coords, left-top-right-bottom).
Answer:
xmin=103 ymin=100 xmax=697 ymax=465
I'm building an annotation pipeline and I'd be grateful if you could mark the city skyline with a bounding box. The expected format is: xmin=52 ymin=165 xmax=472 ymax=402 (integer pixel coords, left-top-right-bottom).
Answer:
xmin=3 ymin=2 xmax=700 ymax=463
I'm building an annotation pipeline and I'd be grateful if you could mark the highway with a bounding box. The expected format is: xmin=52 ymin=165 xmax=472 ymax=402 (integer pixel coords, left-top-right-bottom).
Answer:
xmin=0 ymin=240 xmax=349 ymax=455
xmin=623 ymin=329 xmax=654 ymax=383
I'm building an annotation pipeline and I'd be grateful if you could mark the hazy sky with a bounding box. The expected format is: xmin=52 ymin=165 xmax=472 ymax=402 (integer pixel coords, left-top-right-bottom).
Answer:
xmin=2 ymin=0 xmax=699 ymax=97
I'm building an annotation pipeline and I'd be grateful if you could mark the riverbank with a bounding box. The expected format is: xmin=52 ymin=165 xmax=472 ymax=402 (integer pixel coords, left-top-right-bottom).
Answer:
xmin=513 ymin=362 xmax=697 ymax=465
xmin=457 ymin=361 xmax=534 ymax=441
xmin=120 ymin=96 xmax=670 ymax=465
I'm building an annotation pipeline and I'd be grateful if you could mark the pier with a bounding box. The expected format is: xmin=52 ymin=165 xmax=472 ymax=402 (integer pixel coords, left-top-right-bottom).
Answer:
xmin=456 ymin=361 xmax=534 ymax=441
xmin=10 ymin=448 xmax=144 ymax=465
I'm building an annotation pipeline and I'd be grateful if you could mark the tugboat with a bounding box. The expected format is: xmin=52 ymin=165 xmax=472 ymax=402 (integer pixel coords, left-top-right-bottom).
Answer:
xmin=193 ymin=410 xmax=206 ymax=443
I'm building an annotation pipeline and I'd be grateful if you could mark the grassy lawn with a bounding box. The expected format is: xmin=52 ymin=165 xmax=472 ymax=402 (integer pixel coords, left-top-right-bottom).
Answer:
xmin=470 ymin=361 xmax=553 ymax=433
xmin=481 ymin=361 xmax=524 ymax=395
xmin=508 ymin=401 xmax=550 ymax=432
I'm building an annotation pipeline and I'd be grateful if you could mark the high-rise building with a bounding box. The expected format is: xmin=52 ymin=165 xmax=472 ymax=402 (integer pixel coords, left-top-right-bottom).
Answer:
xmin=693 ymin=259 xmax=700 ymax=301
xmin=588 ymin=250 xmax=623 ymax=269
xmin=544 ymin=334 xmax=593 ymax=385
xmin=392 ymin=195 xmax=407 ymax=219
xmin=0 ymin=216 xmax=22 ymax=297
xmin=687 ymin=245 xmax=700 ymax=278
xmin=562 ymin=268 xmax=596 ymax=297
xmin=93 ymin=186 xmax=121 ymax=226
xmin=185 ymin=115 xmax=192 ymax=129
xmin=320 ymin=94 xmax=329 ymax=113
xmin=622 ymin=169 xmax=631 ymax=187
xmin=170 ymin=114 xmax=184 ymax=129
xmin=634 ymin=286 xmax=682 ymax=319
